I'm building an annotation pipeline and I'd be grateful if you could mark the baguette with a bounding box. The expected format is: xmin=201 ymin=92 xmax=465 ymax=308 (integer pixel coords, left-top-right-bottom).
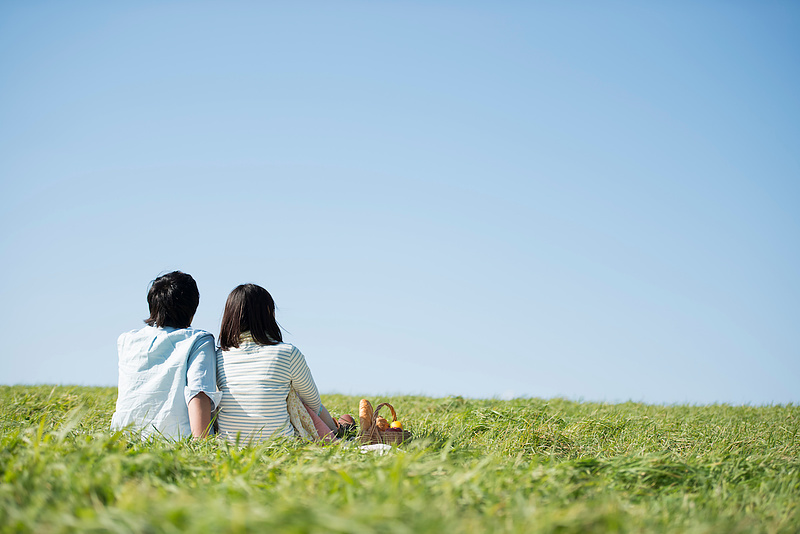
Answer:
xmin=358 ymin=399 xmax=373 ymax=433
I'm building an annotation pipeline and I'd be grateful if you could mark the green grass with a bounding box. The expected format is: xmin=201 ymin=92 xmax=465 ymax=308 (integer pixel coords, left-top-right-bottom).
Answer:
xmin=1 ymin=386 xmax=798 ymax=533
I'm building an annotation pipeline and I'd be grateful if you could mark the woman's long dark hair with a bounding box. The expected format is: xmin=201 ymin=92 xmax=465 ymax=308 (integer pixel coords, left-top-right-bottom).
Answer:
xmin=219 ymin=284 xmax=283 ymax=350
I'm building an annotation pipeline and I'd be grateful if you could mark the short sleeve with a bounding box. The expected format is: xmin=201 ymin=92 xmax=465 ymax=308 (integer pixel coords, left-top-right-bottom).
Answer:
xmin=184 ymin=333 xmax=223 ymax=410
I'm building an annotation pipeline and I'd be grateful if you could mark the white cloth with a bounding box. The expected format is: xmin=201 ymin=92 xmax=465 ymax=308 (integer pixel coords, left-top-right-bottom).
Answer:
xmin=360 ymin=444 xmax=397 ymax=454
xmin=111 ymin=325 xmax=222 ymax=439
xmin=286 ymin=388 xmax=320 ymax=441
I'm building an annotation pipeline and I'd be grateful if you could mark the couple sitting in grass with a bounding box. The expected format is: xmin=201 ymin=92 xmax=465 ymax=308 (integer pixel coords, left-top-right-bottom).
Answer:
xmin=111 ymin=271 xmax=353 ymax=441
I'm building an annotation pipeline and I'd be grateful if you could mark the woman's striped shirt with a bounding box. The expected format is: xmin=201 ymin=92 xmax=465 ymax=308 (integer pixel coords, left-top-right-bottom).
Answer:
xmin=216 ymin=333 xmax=322 ymax=442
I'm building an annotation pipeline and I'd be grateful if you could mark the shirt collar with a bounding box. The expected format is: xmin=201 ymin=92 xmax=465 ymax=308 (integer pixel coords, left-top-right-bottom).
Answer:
xmin=239 ymin=331 xmax=277 ymax=345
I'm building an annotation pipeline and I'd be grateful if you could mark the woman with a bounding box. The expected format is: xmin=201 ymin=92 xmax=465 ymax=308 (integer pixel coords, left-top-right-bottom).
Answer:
xmin=215 ymin=283 xmax=348 ymax=442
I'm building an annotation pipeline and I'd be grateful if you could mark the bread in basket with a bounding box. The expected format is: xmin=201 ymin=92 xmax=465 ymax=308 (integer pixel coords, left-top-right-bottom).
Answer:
xmin=358 ymin=399 xmax=412 ymax=445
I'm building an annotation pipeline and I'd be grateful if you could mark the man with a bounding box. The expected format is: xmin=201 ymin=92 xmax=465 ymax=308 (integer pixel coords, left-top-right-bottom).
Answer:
xmin=111 ymin=271 xmax=221 ymax=438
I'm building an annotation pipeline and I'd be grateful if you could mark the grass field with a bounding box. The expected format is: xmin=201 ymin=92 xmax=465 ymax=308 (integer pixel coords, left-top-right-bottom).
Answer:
xmin=1 ymin=385 xmax=798 ymax=533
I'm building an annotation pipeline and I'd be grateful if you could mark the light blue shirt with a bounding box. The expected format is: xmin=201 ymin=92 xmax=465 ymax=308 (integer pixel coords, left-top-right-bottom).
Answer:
xmin=111 ymin=325 xmax=222 ymax=439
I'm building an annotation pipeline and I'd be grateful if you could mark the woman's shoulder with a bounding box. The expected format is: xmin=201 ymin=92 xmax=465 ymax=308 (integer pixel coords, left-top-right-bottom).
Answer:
xmin=252 ymin=342 xmax=305 ymax=363
xmin=255 ymin=341 xmax=299 ymax=354
xmin=218 ymin=340 xmax=299 ymax=354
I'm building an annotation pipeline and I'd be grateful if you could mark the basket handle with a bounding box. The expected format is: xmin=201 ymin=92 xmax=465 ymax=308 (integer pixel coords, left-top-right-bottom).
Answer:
xmin=372 ymin=402 xmax=397 ymax=423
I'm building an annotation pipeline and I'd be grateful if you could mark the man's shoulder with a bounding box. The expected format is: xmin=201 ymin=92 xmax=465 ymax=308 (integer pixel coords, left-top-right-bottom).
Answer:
xmin=181 ymin=327 xmax=214 ymax=340
xmin=154 ymin=328 xmax=214 ymax=354
xmin=117 ymin=325 xmax=153 ymax=344
xmin=118 ymin=326 xmax=214 ymax=346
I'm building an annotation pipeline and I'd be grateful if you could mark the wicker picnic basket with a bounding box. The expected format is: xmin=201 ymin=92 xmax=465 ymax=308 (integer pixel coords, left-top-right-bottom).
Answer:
xmin=359 ymin=401 xmax=412 ymax=445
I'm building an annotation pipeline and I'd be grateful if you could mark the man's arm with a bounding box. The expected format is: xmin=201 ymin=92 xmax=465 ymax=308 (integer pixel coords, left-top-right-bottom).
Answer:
xmin=188 ymin=392 xmax=212 ymax=438
xmin=184 ymin=332 xmax=222 ymax=438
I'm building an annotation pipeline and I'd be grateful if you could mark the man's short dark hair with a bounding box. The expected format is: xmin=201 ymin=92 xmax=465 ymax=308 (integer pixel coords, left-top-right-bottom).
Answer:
xmin=144 ymin=271 xmax=199 ymax=329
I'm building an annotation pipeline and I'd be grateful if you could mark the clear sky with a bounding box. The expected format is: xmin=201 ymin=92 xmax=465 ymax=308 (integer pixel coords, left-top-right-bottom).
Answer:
xmin=1 ymin=1 xmax=798 ymax=405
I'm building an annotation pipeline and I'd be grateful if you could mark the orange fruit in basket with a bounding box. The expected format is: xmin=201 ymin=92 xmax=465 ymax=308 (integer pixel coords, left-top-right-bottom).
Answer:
xmin=390 ymin=421 xmax=403 ymax=429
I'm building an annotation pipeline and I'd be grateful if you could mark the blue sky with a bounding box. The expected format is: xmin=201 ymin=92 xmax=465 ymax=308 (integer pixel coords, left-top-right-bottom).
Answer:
xmin=1 ymin=1 xmax=798 ymax=404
